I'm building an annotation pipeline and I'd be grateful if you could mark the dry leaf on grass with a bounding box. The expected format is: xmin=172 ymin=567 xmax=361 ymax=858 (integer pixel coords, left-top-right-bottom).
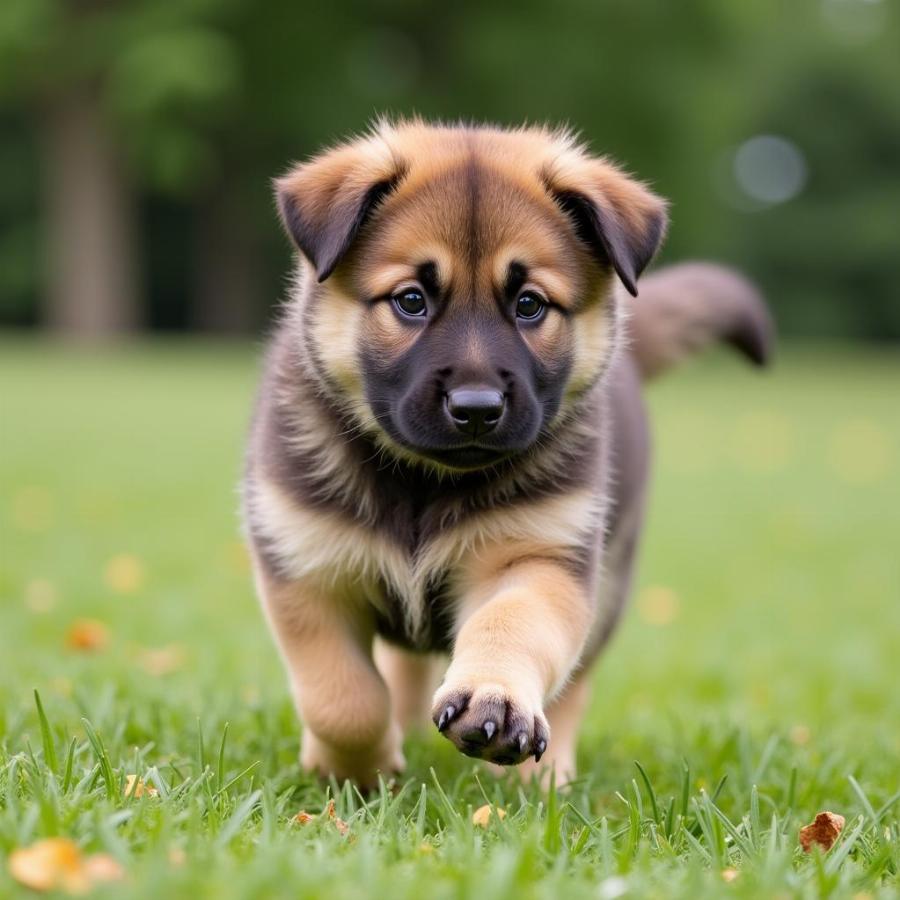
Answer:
xmin=136 ymin=644 xmax=186 ymax=677
xmin=124 ymin=774 xmax=158 ymax=799
xmin=293 ymin=799 xmax=349 ymax=836
xmin=65 ymin=619 xmax=110 ymax=652
xmin=103 ymin=553 xmax=145 ymax=595
xmin=472 ymin=804 xmax=507 ymax=828
xmin=8 ymin=838 xmax=123 ymax=895
xmin=799 ymin=811 xmax=845 ymax=852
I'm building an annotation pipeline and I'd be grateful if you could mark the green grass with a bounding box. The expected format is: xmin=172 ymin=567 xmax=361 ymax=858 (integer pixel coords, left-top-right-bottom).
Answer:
xmin=1 ymin=337 xmax=898 ymax=899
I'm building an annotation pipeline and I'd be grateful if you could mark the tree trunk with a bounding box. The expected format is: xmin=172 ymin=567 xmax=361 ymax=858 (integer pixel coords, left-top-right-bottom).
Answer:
xmin=192 ymin=189 xmax=264 ymax=333
xmin=38 ymin=88 xmax=141 ymax=337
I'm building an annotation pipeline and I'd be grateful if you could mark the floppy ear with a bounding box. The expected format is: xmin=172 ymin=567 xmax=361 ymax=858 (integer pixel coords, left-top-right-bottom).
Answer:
xmin=275 ymin=138 xmax=405 ymax=282
xmin=544 ymin=155 xmax=668 ymax=297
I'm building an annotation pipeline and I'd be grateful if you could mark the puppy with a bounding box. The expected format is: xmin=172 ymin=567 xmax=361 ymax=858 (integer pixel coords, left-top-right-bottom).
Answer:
xmin=242 ymin=120 xmax=772 ymax=786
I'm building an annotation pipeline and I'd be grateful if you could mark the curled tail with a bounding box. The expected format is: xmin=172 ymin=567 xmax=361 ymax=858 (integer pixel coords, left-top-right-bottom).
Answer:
xmin=629 ymin=262 xmax=775 ymax=380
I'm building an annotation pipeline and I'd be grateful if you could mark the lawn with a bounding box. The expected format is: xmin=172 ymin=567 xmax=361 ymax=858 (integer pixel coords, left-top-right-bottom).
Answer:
xmin=1 ymin=338 xmax=898 ymax=899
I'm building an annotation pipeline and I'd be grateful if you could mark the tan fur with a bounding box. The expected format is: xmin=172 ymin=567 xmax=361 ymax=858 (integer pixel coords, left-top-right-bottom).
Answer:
xmin=248 ymin=473 xmax=603 ymax=639
xmin=275 ymin=120 xmax=660 ymax=452
xmin=374 ymin=640 xmax=444 ymax=732
xmin=251 ymin=559 xmax=405 ymax=782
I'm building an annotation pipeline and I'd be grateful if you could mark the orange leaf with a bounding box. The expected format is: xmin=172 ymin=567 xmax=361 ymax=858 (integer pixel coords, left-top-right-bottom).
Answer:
xmin=799 ymin=811 xmax=845 ymax=853
xmin=65 ymin=619 xmax=109 ymax=652
xmin=7 ymin=838 xmax=122 ymax=894
xmin=293 ymin=801 xmax=349 ymax=836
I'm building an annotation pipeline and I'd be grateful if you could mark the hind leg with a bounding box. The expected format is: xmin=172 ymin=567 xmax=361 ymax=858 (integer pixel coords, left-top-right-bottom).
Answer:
xmin=375 ymin=639 xmax=445 ymax=734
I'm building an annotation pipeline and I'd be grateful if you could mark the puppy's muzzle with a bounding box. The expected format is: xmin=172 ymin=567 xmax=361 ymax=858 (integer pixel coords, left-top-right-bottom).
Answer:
xmin=445 ymin=387 xmax=506 ymax=439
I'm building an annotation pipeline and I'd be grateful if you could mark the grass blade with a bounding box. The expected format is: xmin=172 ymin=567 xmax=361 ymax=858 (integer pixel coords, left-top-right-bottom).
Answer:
xmin=33 ymin=690 xmax=58 ymax=774
xmin=634 ymin=760 xmax=661 ymax=825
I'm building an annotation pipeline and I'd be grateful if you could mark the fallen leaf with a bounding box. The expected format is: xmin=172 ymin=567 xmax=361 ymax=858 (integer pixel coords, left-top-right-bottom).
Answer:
xmin=8 ymin=838 xmax=123 ymax=895
xmin=81 ymin=854 xmax=124 ymax=885
xmin=636 ymin=585 xmax=680 ymax=626
xmin=124 ymin=774 xmax=158 ymax=799
xmin=25 ymin=579 xmax=58 ymax=614
xmin=103 ymin=553 xmax=145 ymax=595
xmin=324 ymin=798 xmax=350 ymax=836
xmin=136 ymin=644 xmax=186 ymax=677
xmin=65 ymin=619 xmax=109 ymax=652
xmin=225 ymin=540 xmax=251 ymax=573
xmin=293 ymin=800 xmax=349 ymax=836
xmin=472 ymin=804 xmax=507 ymax=828
xmin=799 ymin=811 xmax=845 ymax=853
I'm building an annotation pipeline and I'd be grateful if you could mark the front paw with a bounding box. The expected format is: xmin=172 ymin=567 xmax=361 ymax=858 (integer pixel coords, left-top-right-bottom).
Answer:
xmin=431 ymin=681 xmax=549 ymax=765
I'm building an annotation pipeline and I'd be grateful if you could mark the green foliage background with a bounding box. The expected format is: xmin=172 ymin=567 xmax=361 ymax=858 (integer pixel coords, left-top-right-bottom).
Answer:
xmin=0 ymin=0 xmax=898 ymax=337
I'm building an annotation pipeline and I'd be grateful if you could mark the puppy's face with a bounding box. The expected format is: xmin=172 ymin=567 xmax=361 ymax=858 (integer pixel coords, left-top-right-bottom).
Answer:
xmin=277 ymin=123 xmax=667 ymax=470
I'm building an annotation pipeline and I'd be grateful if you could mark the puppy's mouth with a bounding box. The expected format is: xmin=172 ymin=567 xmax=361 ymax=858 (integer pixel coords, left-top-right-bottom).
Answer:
xmin=417 ymin=444 xmax=513 ymax=471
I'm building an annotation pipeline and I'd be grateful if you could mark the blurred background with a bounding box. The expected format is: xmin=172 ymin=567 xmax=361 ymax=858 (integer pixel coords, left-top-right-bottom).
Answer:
xmin=0 ymin=0 xmax=898 ymax=339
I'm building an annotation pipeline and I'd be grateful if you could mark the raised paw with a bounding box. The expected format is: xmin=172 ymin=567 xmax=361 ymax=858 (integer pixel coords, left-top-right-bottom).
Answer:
xmin=431 ymin=682 xmax=549 ymax=765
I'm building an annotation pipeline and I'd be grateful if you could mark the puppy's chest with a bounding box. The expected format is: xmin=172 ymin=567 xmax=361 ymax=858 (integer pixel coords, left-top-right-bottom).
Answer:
xmin=371 ymin=568 xmax=456 ymax=652
xmin=251 ymin=471 xmax=604 ymax=649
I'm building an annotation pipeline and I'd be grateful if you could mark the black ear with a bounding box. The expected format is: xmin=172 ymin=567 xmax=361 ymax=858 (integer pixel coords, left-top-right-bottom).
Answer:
xmin=275 ymin=140 xmax=405 ymax=282
xmin=554 ymin=190 xmax=667 ymax=297
xmin=545 ymin=157 xmax=668 ymax=297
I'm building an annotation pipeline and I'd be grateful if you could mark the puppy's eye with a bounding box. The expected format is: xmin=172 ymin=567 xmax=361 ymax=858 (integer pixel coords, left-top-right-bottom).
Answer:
xmin=392 ymin=288 xmax=427 ymax=318
xmin=516 ymin=291 xmax=546 ymax=321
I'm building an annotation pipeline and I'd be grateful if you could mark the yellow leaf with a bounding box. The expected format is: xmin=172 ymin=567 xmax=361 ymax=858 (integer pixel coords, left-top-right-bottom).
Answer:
xmin=25 ymin=579 xmax=58 ymax=614
xmin=103 ymin=554 xmax=145 ymax=595
xmin=636 ymin=586 xmax=680 ymax=627
xmin=124 ymin=774 xmax=158 ymax=799
xmin=136 ymin=644 xmax=186 ymax=677
xmin=472 ymin=804 xmax=506 ymax=827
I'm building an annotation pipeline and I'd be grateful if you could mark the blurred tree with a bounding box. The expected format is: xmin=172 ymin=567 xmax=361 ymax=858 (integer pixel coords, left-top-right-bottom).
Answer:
xmin=0 ymin=0 xmax=242 ymax=335
xmin=0 ymin=0 xmax=897 ymax=339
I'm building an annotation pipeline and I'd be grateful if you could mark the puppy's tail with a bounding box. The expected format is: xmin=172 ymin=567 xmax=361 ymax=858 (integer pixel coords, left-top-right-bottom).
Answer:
xmin=628 ymin=262 xmax=775 ymax=380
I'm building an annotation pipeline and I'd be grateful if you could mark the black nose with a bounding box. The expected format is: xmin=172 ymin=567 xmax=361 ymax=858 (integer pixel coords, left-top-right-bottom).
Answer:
xmin=445 ymin=388 xmax=506 ymax=437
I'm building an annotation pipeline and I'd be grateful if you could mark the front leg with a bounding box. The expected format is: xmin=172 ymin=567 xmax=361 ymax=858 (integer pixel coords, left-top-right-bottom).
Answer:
xmin=432 ymin=556 xmax=593 ymax=765
xmin=253 ymin=562 xmax=403 ymax=786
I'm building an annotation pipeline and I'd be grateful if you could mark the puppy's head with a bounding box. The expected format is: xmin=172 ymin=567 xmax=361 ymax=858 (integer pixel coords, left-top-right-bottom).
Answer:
xmin=276 ymin=121 xmax=667 ymax=471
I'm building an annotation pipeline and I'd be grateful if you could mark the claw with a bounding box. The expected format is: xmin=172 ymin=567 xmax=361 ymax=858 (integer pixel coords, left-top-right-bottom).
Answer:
xmin=483 ymin=720 xmax=496 ymax=742
xmin=437 ymin=704 xmax=456 ymax=732
xmin=517 ymin=732 xmax=528 ymax=754
xmin=534 ymin=738 xmax=547 ymax=762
